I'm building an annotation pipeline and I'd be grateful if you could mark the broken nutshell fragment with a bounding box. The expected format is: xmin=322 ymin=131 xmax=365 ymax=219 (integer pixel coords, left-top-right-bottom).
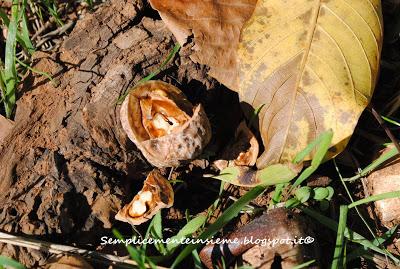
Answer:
xmin=116 ymin=170 xmax=174 ymax=226
xmin=214 ymin=121 xmax=259 ymax=171
xmin=120 ymin=80 xmax=212 ymax=168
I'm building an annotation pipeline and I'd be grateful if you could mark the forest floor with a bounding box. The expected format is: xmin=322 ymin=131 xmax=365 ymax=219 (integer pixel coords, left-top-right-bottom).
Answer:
xmin=0 ymin=0 xmax=400 ymax=269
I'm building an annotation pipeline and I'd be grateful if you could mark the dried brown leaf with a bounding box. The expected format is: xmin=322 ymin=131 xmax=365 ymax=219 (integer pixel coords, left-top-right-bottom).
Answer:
xmin=148 ymin=0 xmax=257 ymax=91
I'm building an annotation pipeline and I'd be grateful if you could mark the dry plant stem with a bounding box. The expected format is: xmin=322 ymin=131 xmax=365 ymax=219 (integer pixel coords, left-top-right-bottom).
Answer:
xmin=386 ymin=95 xmax=400 ymax=116
xmin=0 ymin=232 xmax=168 ymax=269
xmin=370 ymin=107 xmax=400 ymax=153
xmin=30 ymin=3 xmax=68 ymax=41
xmin=35 ymin=21 xmax=75 ymax=48
xmin=349 ymin=152 xmax=370 ymax=198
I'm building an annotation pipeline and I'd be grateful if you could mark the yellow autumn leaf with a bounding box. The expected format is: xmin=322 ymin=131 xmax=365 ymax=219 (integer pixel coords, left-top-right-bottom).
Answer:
xmin=238 ymin=0 xmax=383 ymax=169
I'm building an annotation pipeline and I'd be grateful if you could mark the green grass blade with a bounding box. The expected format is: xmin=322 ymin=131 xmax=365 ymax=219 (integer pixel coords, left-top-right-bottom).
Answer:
xmin=290 ymin=130 xmax=333 ymax=191
xmin=141 ymin=43 xmax=181 ymax=84
xmin=112 ymin=229 xmax=147 ymax=269
xmin=345 ymin=145 xmax=399 ymax=182
xmin=0 ymin=7 xmax=33 ymax=54
xmin=331 ymin=205 xmax=348 ymax=269
xmin=16 ymin=58 xmax=53 ymax=82
xmin=302 ymin=207 xmax=400 ymax=265
xmin=0 ymin=8 xmax=11 ymax=25
xmin=334 ymin=159 xmax=393 ymax=264
xmin=293 ymin=135 xmax=323 ymax=164
xmin=348 ymin=191 xmax=400 ymax=209
xmin=167 ymin=215 xmax=207 ymax=252
xmin=382 ymin=116 xmax=400 ymax=127
xmin=117 ymin=43 xmax=181 ymax=104
xmin=257 ymin=164 xmax=297 ymax=186
xmin=42 ymin=0 xmax=63 ymax=26
xmin=248 ymin=103 xmax=265 ymax=128
xmin=3 ymin=0 xmax=19 ymax=118
xmin=148 ymin=212 xmax=167 ymax=255
xmin=346 ymin=225 xmax=398 ymax=262
xmin=0 ymin=255 xmax=25 ymax=269
xmin=171 ymin=186 xmax=266 ymax=268
xmin=85 ymin=0 xmax=94 ymax=8
xmin=20 ymin=0 xmax=35 ymax=54
xmin=269 ymin=183 xmax=287 ymax=207
xmin=292 ymin=259 xmax=316 ymax=269
xmin=191 ymin=249 xmax=203 ymax=269
xmin=0 ymin=63 xmax=6 ymax=105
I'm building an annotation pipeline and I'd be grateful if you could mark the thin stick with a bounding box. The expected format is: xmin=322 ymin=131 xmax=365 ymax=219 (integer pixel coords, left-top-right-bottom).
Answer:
xmin=0 ymin=231 xmax=168 ymax=269
xmin=370 ymin=107 xmax=400 ymax=153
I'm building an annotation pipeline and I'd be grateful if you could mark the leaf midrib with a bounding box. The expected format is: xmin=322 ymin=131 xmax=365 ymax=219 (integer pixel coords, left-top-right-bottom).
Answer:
xmin=278 ymin=0 xmax=322 ymax=163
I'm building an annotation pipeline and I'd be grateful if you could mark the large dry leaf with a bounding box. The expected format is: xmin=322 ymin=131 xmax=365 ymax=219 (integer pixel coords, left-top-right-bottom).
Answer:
xmin=238 ymin=0 xmax=383 ymax=168
xmin=148 ymin=0 xmax=257 ymax=90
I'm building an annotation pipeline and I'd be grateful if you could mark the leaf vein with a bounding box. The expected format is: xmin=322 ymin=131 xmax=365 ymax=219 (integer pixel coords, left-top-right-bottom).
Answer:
xmin=244 ymin=30 xmax=305 ymax=75
xmin=322 ymin=4 xmax=373 ymax=90
xmin=258 ymin=73 xmax=295 ymax=127
xmin=306 ymin=65 xmax=337 ymax=133
xmin=317 ymin=25 xmax=358 ymax=103
xmin=298 ymin=89 xmax=318 ymax=142
xmin=341 ymin=0 xmax=379 ymax=49
xmin=279 ymin=0 xmax=321 ymax=163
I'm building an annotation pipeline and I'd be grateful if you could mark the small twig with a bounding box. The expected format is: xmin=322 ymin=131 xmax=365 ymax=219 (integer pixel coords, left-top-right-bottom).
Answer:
xmin=228 ymin=196 xmax=255 ymax=210
xmin=41 ymin=20 xmax=75 ymax=39
xmin=0 ymin=231 xmax=171 ymax=269
xmin=0 ymin=232 xmax=135 ymax=267
xmin=348 ymin=152 xmax=370 ymax=198
xmin=370 ymin=106 xmax=400 ymax=153
xmin=167 ymin=167 xmax=175 ymax=181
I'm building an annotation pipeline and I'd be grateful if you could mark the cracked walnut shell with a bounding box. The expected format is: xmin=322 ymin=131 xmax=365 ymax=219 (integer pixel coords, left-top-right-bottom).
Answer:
xmin=120 ymin=80 xmax=212 ymax=168
xmin=115 ymin=170 xmax=174 ymax=226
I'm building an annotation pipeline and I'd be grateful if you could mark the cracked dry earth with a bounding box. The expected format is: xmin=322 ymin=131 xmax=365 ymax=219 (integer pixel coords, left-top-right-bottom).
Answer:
xmin=0 ymin=0 xmax=236 ymax=267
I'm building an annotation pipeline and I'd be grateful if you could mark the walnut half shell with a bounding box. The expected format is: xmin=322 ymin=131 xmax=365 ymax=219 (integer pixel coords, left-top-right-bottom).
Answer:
xmin=214 ymin=121 xmax=259 ymax=171
xmin=116 ymin=170 xmax=174 ymax=226
xmin=120 ymin=80 xmax=212 ymax=168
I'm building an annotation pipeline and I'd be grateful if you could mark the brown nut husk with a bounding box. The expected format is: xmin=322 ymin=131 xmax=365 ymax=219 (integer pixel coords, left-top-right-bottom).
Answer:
xmin=115 ymin=170 xmax=174 ymax=226
xmin=120 ymin=80 xmax=212 ymax=168
xmin=214 ymin=121 xmax=259 ymax=171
